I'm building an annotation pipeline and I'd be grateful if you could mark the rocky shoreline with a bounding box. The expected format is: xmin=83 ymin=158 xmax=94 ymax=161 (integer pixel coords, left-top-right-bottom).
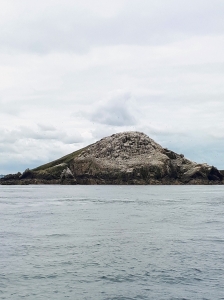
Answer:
xmin=1 ymin=131 xmax=223 ymax=185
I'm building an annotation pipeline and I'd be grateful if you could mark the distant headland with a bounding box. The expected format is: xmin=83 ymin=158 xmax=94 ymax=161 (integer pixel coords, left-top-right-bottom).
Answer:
xmin=1 ymin=131 xmax=224 ymax=185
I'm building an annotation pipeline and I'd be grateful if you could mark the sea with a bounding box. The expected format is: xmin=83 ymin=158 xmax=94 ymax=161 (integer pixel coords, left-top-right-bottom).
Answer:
xmin=0 ymin=185 xmax=224 ymax=300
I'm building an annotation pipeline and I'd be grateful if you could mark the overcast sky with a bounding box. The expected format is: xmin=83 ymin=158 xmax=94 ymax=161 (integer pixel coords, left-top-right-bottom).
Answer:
xmin=1 ymin=0 xmax=224 ymax=174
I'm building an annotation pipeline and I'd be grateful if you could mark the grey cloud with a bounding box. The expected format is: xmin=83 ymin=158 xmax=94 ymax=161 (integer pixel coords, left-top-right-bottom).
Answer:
xmin=62 ymin=133 xmax=83 ymax=144
xmin=0 ymin=141 xmax=71 ymax=174
xmin=38 ymin=123 xmax=56 ymax=131
xmin=0 ymin=161 xmax=40 ymax=175
xmin=0 ymin=126 xmax=83 ymax=144
xmin=1 ymin=0 xmax=224 ymax=174
xmin=143 ymin=126 xmax=186 ymax=138
xmin=91 ymin=126 xmax=121 ymax=141
xmin=0 ymin=127 xmax=60 ymax=143
xmin=1 ymin=0 xmax=224 ymax=54
xmin=0 ymin=98 xmax=22 ymax=116
xmin=0 ymin=126 xmax=84 ymax=173
xmin=90 ymin=95 xmax=136 ymax=126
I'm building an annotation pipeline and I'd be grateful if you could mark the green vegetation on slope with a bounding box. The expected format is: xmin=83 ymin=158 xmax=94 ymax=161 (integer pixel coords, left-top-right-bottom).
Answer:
xmin=32 ymin=147 xmax=88 ymax=172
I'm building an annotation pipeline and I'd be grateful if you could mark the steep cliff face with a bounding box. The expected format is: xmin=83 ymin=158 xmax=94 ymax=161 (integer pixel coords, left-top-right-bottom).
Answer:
xmin=1 ymin=131 xmax=223 ymax=185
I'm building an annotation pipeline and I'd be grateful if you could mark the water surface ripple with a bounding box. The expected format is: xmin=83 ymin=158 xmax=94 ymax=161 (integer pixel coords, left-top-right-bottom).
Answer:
xmin=0 ymin=185 xmax=224 ymax=299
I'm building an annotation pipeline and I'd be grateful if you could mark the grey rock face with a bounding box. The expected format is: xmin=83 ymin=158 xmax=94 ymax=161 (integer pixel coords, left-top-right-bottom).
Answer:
xmin=0 ymin=131 xmax=223 ymax=185
xmin=61 ymin=167 xmax=74 ymax=179
xmin=69 ymin=131 xmax=223 ymax=184
xmin=60 ymin=167 xmax=76 ymax=184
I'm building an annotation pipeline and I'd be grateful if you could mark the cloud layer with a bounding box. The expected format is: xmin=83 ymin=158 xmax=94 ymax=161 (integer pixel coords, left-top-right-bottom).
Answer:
xmin=1 ymin=0 xmax=224 ymax=173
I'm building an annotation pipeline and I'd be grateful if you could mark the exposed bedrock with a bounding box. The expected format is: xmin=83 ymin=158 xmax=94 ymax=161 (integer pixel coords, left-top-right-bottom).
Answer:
xmin=1 ymin=131 xmax=223 ymax=185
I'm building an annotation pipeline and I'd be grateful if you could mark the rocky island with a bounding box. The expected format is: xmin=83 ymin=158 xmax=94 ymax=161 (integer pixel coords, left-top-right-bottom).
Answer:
xmin=1 ymin=131 xmax=223 ymax=185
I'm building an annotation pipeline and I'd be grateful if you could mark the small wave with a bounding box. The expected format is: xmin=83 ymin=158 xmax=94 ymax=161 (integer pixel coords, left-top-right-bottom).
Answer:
xmin=46 ymin=233 xmax=70 ymax=238
xmin=192 ymin=268 xmax=202 ymax=273
xmin=105 ymin=297 xmax=137 ymax=300
xmin=60 ymin=261 xmax=73 ymax=266
xmin=46 ymin=274 xmax=58 ymax=279
xmin=32 ymin=275 xmax=46 ymax=279
xmin=100 ymin=274 xmax=136 ymax=283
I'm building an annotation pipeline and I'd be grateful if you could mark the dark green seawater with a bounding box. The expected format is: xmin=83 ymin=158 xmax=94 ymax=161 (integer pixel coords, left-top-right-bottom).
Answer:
xmin=1 ymin=185 xmax=224 ymax=300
